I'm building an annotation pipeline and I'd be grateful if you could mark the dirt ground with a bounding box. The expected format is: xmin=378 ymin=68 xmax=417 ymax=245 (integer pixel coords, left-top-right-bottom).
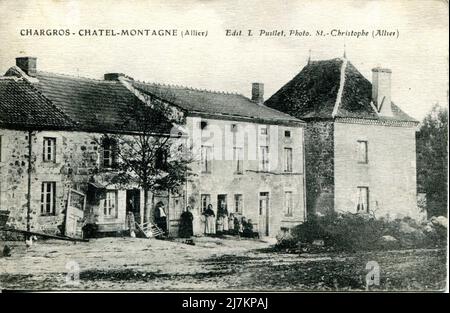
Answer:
xmin=0 ymin=236 xmax=447 ymax=291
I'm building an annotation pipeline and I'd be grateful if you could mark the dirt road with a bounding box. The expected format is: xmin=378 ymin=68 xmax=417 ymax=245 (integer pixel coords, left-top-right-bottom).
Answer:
xmin=0 ymin=236 xmax=446 ymax=291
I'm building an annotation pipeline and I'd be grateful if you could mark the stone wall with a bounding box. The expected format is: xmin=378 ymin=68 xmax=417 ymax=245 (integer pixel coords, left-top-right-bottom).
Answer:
xmin=334 ymin=121 xmax=422 ymax=219
xmin=0 ymin=129 xmax=130 ymax=235
xmin=303 ymin=121 xmax=335 ymax=215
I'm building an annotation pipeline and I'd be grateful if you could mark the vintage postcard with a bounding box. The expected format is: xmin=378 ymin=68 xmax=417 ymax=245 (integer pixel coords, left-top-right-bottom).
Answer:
xmin=0 ymin=0 xmax=448 ymax=296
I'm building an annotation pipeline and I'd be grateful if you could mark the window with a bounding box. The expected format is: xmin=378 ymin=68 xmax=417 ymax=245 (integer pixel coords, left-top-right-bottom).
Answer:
xmin=284 ymin=148 xmax=293 ymax=172
xmin=233 ymin=147 xmax=243 ymax=174
xmin=356 ymin=187 xmax=369 ymax=213
xmin=231 ymin=124 xmax=238 ymax=132
xmin=0 ymin=135 xmax=2 ymax=162
xmin=102 ymin=191 xmax=118 ymax=217
xmin=284 ymin=130 xmax=291 ymax=138
xmin=102 ymin=138 xmax=117 ymax=168
xmin=40 ymin=182 xmax=56 ymax=215
xmin=201 ymin=194 xmax=211 ymax=213
xmin=43 ymin=137 xmax=56 ymax=162
xmin=259 ymin=146 xmax=269 ymax=171
xmin=357 ymin=140 xmax=368 ymax=164
xmin=260 ymin=127 xmax=268 ymax=135
xmin=201 ymin=145 xmax=213 ymax=173
xmin=234 ymin=194 xmax=243 ymax=213
xmin=285 ymin=191 xmax=293 ymax=216
xmin=155 ymin=149 xmax=168 ymax=170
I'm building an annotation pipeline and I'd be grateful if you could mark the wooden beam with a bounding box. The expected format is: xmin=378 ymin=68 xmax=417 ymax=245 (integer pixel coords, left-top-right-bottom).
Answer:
xmin=0 ymin=227 xmax=89 ymax=242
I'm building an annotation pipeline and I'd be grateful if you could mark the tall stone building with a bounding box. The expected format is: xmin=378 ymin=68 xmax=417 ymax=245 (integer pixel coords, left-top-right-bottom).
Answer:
xmin=265 ymin=57 xmax=421 ymax=220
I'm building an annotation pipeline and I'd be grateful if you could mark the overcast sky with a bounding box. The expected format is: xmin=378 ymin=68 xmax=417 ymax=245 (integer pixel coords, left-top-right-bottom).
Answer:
xmin=0 ymin=0 xmax=448 ymax=120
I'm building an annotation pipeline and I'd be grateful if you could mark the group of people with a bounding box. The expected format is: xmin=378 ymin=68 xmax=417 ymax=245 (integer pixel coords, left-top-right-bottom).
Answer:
xmin=179 ymin=203 xmax=258 ymax=238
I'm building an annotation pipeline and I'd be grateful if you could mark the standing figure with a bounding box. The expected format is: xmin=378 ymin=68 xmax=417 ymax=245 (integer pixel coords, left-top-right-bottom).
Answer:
xmin=243 ymin=218 xmax=254 ymax=238
xmin=192 ymin=206 xmax=202 ymax=236
xmin=204 ymin=204 xmax=216 ymax=235
xmin=233 ymin=214 xmax=241 ymax=236
xmin=179 ymin=206 xmax=194 ymax=238
xmin=228 ymin=213 xmax=236 ymax=235
xmin=127 ymin=211 xmax=136 ymax=238
xmin=239 ymin=216 xmax=246 ymax=237
xmin=220 ymin=202 xmax=229 ymax=234
xmin=216 ymin=214 xmax=224 ymax=235
xmin=154 ymin=202 xmax=167 ymax=234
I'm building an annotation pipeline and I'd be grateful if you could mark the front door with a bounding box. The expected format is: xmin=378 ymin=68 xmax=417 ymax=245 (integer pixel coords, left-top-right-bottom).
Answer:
xmin=126 ymin=189 xmax=141 ymax=224
xmin=259 ymin=192 xmax=269 ymax=236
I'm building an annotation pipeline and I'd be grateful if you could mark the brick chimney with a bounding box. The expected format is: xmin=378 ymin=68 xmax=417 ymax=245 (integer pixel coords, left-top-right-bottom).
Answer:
xmin=371 ymin=67 xmax=393 ymax=116
xmin=104 ymin=73 xmax=134 ymax=81
xmin=104 ymin=73 xmax=124 ymax=81
xmin=16 ymin=57 xmax=37 ymax=77
xmin=252 ymin=82 xmax=264 ymax=104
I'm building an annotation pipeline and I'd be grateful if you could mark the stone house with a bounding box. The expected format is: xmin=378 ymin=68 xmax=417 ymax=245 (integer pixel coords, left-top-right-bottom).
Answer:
xmin=265 ymin=57 xmax=422 ymax=220
xmin=0 ymin=56 xmax=306 ymax=237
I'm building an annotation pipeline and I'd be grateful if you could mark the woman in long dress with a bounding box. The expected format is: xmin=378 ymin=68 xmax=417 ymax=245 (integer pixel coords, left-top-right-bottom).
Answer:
xmin=179 ymin=206 xmax=194 ymax=238
xmin=216 ymin=214 xmax=224 ymax=235
xmin=192 ymin=206 xmax=202 ymax=236
xmin=204 ymin=204 xmax=216 ymax=235
xmin=222 ymin=205 xmax=229 ymax=234
xmin=217 ymin=202 xmax=229 ymax=235
xmin=228 ymin=213 xmax=236 ymax=235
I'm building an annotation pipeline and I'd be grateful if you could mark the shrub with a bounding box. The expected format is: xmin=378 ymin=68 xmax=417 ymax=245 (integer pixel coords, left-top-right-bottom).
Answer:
xmin=277 ymin=211 xmax=447 ymax=253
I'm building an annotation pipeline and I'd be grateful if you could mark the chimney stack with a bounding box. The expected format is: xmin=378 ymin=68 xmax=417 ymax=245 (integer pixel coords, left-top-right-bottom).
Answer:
xmin=371 ymin=67 xmax=393 ymax=116
xmin=16 ymin=57 xmax=37 ymax=77
xmin=104 ymin=73 xmax=134 ymax=81
xmin=104 ymin=73 xmax=124 ymax=81
xmin=251 ymin=82 xmax=264 ymax=104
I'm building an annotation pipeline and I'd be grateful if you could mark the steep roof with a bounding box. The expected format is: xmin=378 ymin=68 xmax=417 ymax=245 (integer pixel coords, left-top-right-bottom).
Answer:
xmin=132 ymin=81 xmax=303 ymax=125
xmin=4 ymin=67 xmax=173 ymax=133
xmin=264 ymin=58 xmax=418 ymax=124
xmin=0 ymin=78 xmax=74 ymax=129
xmin=4 ymin=64 xmax=303 ymax=132
xmin=34 ymin=71 xmax=174 ymax=133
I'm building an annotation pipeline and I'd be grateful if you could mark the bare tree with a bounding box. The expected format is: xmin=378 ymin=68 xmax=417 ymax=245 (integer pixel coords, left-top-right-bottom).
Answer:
xmin=97 ymin=92 xmax=194 ymax=224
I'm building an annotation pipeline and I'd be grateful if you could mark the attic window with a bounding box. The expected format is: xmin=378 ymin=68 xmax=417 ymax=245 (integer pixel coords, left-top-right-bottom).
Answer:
xmin=200 ymin=121 xmax=208 ymax=130
xmin=284 ymin=130 xmax=291 ymax=138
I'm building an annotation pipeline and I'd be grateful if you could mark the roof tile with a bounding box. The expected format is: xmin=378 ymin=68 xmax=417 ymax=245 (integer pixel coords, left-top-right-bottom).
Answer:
xmin=0 ymin=78 xmax=74 ymax=129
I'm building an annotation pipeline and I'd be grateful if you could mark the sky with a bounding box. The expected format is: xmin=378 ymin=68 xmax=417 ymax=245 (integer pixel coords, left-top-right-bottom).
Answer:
xmin=0 ymin=0 xmax=448 ymax=120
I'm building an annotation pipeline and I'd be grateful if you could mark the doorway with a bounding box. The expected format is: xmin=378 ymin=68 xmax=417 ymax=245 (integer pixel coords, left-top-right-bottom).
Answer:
xmin=259 ymin=192 xmax=269 ymax=236
xmin=217 ymin=194 xmax=227 ymax=213
xmin=126 ymin=189 xmax=141 ymax=224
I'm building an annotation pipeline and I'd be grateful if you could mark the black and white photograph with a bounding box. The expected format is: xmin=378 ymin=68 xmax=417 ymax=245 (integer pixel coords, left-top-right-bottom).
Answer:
xmin=0 ymin=0 xmax=448 ymax=297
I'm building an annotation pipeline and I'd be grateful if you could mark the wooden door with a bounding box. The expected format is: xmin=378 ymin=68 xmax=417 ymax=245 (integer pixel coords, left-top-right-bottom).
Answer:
xmin=259 ymin=192 xmax=269 ymax=236
xmin=65 ymin=189 xmax=86 ymax=238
